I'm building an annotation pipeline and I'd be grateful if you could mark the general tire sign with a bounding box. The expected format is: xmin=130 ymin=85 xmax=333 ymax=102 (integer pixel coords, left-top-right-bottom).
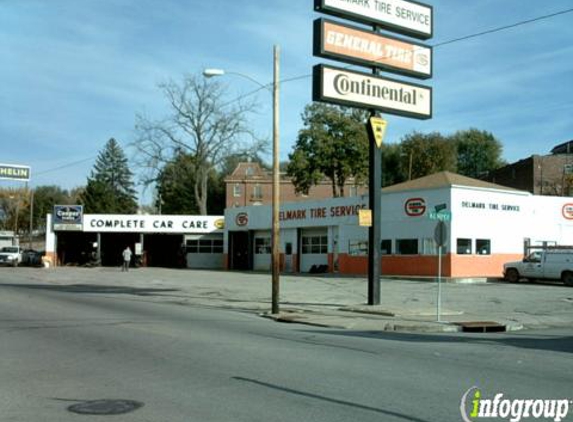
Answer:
xmin=313 ymin=64 xmax=432 ymax=119
xmin=314 ymin=18 xmax=432 ymax=79
xmin=315 ymin=0 xmax=433 ymax=40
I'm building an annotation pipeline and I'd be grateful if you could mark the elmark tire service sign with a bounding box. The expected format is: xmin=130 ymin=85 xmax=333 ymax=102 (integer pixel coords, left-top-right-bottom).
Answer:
xmin=315 ymin=0 xmax=433 ymax=40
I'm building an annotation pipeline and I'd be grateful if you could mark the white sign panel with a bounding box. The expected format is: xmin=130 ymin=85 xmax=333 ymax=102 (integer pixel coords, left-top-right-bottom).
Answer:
xmin=83 ymin=214 xmax=225 ymax=234
xmin=313 ymin=64 xmax=431 ymax=119
xmin=0 ymin=163 xmax=31 ymax=181
xmin=316 ymin=0 xmax=433 ymax=40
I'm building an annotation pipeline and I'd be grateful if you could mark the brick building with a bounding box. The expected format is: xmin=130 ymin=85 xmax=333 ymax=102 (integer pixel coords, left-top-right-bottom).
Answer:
xmin=224 ymin=162 xmax=367 ymax=208
xmin=484 ymin=140 xmax=573 ymax=196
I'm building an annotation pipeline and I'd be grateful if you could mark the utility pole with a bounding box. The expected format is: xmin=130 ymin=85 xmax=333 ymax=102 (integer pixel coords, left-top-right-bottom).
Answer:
xmin=271 ymin=45 xmax=281 ymax=314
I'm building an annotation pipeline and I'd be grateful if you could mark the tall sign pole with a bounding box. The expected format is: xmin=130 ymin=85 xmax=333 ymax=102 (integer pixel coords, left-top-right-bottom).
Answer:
xmin=313 ymin=0 xmax=433 ymax=305
xmin=368 ymin=30 xmax=382 ymax=304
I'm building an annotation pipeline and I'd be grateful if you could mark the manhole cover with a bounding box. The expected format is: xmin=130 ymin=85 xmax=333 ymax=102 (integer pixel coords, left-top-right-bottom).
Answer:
xmin=68 ymin=399 xmax=144 ymax=415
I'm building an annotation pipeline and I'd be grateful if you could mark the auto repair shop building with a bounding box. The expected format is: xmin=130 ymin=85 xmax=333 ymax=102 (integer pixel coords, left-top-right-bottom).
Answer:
xmin=224 ymin=172 xmax=573 ymax=278
xmin=45 ymin=213 xmax=225 ymax=269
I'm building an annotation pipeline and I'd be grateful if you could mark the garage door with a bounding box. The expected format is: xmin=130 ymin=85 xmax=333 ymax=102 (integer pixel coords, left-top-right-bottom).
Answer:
xmin=253 ymin=232 xmax=271 ymax=271
xmin=300 ymin=229 xmax=328 ymax=272
xmin=185 ymin=234 xmax=224 ymax=269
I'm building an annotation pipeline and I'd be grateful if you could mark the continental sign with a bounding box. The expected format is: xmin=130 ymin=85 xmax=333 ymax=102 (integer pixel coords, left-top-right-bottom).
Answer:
xmin=314 ymin=19 xmax=431 ymax=79
xmin=0 ymin=164 xmax=31 ymax=181
xmin=315 ymin=0 xmax=433 ymax=40
xmin=313 ymin=64 xmax=431 ymax=119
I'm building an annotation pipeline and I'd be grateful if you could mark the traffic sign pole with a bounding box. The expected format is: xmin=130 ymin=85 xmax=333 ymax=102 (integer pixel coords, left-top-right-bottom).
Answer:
xmin=437 ymin=245 xmax=442 ymax=322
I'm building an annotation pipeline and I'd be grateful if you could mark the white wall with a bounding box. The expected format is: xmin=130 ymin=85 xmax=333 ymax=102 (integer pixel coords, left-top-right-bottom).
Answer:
xmin=450 ymin=187 xmax=530 ymax=254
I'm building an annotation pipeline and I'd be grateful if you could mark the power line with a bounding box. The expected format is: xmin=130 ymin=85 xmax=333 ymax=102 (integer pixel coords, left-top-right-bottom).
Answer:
xmin=34 ymin=156 xmax=97 ymax=177
xmin=434 ymin=7 xmax=573 ymax=47
xmin=33 ymin=6 xmax=573 ymax=178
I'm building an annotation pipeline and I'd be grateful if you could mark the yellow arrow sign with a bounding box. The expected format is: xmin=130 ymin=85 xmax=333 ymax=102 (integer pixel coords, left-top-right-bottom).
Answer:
xmin=368 ymin=116 xmax=387 ymax=148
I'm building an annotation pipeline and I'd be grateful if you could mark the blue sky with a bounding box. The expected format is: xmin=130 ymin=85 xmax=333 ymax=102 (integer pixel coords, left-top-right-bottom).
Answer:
xmin=1 ymin=0 xmax=572 ymax=204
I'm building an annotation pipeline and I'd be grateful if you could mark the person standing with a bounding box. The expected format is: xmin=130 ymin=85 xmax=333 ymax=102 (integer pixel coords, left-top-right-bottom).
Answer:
xmin=122 ymin=246 xmax=132 ymax=272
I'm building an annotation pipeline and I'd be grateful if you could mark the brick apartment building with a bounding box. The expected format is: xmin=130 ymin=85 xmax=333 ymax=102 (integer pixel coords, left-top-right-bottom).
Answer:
xmin=224 ymin=162 xmax=367 ymax=208
xmin=484 ymin=140 xmax=573 ymax=196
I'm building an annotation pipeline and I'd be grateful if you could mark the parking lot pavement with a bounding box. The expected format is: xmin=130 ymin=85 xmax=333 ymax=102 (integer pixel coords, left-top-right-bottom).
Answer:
xmin=2 ymin=267 xmax=572 ymax=332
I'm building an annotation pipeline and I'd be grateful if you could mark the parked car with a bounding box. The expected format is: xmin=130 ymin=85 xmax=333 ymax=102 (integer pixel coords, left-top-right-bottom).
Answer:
xmin=503 ymin=248 xmax=573 ymax=286
xmin=0 ymin=246 xmax=22 ymax=267
xmin=20 ymin=249 xmax=44 ymax=267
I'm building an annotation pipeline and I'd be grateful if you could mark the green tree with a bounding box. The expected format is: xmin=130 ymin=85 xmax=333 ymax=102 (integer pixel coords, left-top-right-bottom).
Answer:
xmin=400 ymin=131 xmax=457 ymax=179
xmin=31 ymin=185 xmax=72 ymax=232
xmin=381 ymin=143 xmax=407 ymax=187
xmin=156 ymin=151 xmax=225 ymax=215
xmin=287 ymin=103 xmax=369 ymax=197
xmin=81 ymin=138 xmax=138 ymax=213
xmin=453 ymin=128 xmax=505 ymax=178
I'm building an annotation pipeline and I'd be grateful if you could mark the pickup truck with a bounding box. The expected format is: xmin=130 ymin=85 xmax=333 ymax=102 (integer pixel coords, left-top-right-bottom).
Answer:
xmin=503 ymin=249 xmax=573 ymax=286
xmin=0 ymin=245 xmax=22 ymax=267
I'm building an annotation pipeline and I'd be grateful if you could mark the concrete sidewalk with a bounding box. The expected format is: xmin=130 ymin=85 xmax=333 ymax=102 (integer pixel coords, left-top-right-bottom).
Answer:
xmin=3 ymin=267 xmax=573 ymax=333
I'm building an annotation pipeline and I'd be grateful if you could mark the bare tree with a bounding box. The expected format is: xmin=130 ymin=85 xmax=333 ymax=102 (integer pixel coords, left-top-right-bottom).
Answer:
xmin=134 ymin=74 xmax=265 ymax=215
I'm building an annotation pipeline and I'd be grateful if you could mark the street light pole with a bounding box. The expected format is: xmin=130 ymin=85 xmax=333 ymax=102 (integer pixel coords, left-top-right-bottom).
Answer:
xmin=271 ymin=45 xmax=280 ymax=315
xmin=203 ymin=45 xmax=281 ymax=314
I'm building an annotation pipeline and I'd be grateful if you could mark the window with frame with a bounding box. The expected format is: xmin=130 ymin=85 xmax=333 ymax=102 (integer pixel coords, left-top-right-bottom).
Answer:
xmin=252 ymin=184 xmax=262 ymax=199
xmin=186 ymin=238 xmax=224 ymax=254
xmin=349 ymin=240 xmax=368 ymax=256
xmin=233 ymin=183 xmax=241 ymax=197
xmin=457 ymin=238 xmax=472 ymax=254
xmin=476 ymin=239 xmax=491 ymax=255
xmin=396 ymin=239 xmax=418 ymax=255
xmin=381 ymin=239 xmax=392 ymax=255
xmin=255 ymin=237 xmax=271 ymax=254
xmin=302 ymin=235 xmax=328 ymax=254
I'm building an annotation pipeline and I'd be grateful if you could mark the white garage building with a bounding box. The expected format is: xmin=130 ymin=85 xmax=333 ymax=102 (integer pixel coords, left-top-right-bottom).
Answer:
xmin=224 ymin=172 xmax=573 ymax=278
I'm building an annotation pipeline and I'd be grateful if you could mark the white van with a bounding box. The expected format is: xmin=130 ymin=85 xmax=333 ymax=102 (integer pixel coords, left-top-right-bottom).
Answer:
xmin=503 ymin=249 xmax=573 ymax=286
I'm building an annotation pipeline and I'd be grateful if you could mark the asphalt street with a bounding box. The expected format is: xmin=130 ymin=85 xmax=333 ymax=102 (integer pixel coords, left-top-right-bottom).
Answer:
xmin=0 ymin=276 xmax=571 ymax=422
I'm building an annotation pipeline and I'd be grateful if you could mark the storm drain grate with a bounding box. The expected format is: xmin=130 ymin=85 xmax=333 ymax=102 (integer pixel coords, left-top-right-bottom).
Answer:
xmin=68 ymin=399 xmax=144 ymax=415
xmin=455 ymin=321 xmax=506 ymax=333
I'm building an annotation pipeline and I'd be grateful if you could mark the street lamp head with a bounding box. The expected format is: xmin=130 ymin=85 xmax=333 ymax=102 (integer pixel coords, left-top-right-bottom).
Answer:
xmin=203 ymin=68 xmax=225 ymax=78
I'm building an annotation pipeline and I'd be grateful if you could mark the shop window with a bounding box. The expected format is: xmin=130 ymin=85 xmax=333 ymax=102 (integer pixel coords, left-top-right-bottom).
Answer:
xmin=457 ymin=238 xmax=472 ymax=255
xmin=255 ymin=237 xmax=271 ymax=254
xmin=186 ymin=238 xmax=223 ymax=254
xmin=302 ymin=235 xmax=327 ymax=254
xmin=349 ymin=240 xmax=368 ymax=256
xmin=233 ymin=184 xmax=241 ymax=197
xmin=476 ymin=239 xmax=491 ymax=255
xmin=422 ymin=238 xmax=437 ymax=255
xmin=381 ymin=239 xmax=392 ymax=255
xmin=396 ymin=239 xmax=418 ymax=255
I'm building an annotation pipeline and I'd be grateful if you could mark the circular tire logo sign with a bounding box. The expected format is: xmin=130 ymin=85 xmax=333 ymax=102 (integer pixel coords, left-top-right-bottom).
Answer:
xmin=405 ymin=198 xmax=426 ymax=217
xmin=235 ymin=212 xmax=249 ymax=227
xmin=562 ymin=203 xmax=573 ymax=220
